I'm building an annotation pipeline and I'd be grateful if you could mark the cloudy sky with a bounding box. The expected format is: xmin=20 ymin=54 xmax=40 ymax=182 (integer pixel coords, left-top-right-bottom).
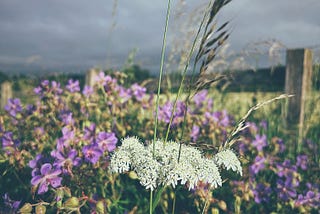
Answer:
xmin=0 ymin=0 xmax=320 ymax=74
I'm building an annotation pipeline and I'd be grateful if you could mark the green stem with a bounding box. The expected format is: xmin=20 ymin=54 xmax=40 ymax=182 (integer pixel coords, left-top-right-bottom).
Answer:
xmin=151 ymin=0 xmax=172 ymax=213
xmin=153 ymin=0 xmax=171 ymax=151
xmin=149 ymin=191 xmax=153 ymax=214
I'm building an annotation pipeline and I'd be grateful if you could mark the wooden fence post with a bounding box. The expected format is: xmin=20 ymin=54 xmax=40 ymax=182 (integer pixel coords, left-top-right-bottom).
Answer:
xmin=284 ymin=48 xmax=313 ymax=150
xmin=85 ymin=68 xmax=99 ymax=87
xmin=1 ymin=81 xmax=13 ymax=110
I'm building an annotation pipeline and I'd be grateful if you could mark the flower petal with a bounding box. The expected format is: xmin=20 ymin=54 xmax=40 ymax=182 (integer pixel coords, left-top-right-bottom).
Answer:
xmin=40 ymin=163 xmax=52 ymax=175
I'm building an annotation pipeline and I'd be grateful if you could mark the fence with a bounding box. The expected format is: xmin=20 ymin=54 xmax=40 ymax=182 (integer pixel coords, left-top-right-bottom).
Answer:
xmin=0 ymin=81 xmax=12 ymax=110
xmin=284 ymin=48 xmax=313 ymax=151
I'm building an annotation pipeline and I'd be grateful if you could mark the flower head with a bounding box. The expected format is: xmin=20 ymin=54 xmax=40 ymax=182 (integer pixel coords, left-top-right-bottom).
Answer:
xmin=1 ymin=131 xmax=20 ymax=154
xmin=131 ymin=83 xmax=146 ymax=101
xmin=82 ymin=144 xmax=103 ymax=164
xmin=4 ymin=98 xmax=22 ymax=117
xmin=96 ymin=131 xmax=117 ymax=152
xmin=190 ymin=125 xmax=200 ymax=142
xmin=82 ymin=85 xmax=94 ymax=97
xmin=66 ymin=79 xmax=80 ymax=93
xmin=31 ymin=163 xmax=62 ymax=194
xmin=193 ymin=90 xmax=208 ymax=108
xmin=252 ymin=134 xmax=267 ymax=152
xmin=249 ymin=155 xmax=266 ymax=175
xmin=214 ymin=149 xmax=242 ymax=176
xmin=296 ymin=155 xmax=308 ymax=170
xmin=110 ymin=137 xmax=239 ymax=191
xmin=51 ymin=149 xmax=81 ymax=174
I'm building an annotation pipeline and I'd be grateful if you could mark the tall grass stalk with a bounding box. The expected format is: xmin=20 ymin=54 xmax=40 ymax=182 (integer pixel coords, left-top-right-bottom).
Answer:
xmin=152 ymin=0 xmax=172 ymax=212
xmin=164 ymin=0 xmax=215 ymax=144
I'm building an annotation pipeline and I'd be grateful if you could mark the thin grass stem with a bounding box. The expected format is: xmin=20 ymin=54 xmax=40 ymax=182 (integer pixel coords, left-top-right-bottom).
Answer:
xmin=152 ymin=0 xmax=172 ymax=213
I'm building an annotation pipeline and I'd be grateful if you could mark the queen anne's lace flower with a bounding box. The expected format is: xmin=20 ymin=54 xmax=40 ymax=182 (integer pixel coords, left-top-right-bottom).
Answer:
xmin=110 ymin=137 xmax=241 ymax=191
xmin=214 ymin=149 xmax=242 ymax=176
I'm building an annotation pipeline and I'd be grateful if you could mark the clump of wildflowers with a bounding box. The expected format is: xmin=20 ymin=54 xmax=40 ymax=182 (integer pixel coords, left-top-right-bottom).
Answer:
xmin=110 ymin=137 xmax=242 ymax=191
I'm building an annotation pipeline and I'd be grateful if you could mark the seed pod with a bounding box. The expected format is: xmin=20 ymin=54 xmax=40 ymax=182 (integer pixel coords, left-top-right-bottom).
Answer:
xmin=64 ymin=197 xmax=79 ymax=209
xmin=19 ymin=203 xmax=32 ymax=213
xmin=35 ymin=205 xmax=46 ymax=214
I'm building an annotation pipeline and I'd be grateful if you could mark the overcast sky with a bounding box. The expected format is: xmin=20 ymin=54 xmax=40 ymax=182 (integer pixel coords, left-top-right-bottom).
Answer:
xmin=0 ymin=0 xmax=320 ymax=74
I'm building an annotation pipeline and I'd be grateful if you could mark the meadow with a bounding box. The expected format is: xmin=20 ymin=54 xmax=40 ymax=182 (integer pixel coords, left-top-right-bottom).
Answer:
xmin=1 ymin=0 xmax=319 ymax=213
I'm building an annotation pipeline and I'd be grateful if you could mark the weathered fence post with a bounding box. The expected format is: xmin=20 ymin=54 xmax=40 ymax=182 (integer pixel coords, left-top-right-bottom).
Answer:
xmin=284 ymin=48 xmax=313 ymax=151
xmin=85 ymin=68 xmax=99 ymax=87
xmin=1 ymin=81 xmax=13 ymax=110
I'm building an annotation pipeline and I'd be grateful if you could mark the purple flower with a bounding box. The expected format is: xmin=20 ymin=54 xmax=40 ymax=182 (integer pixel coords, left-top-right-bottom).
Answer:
xmin=1 ymin=132 xmax=20 ymax=154
xmin=66 ymin=79 xmax=80 ymax=93
xmin=252 ymin=134 xmax=267 ymax=152
xmin=31 ymin=163 xmax=62 ymax=194
xmin=56 ymin=127 xmax=77 ymax=150
xmin=4 ymin=98 xmax=22 ymax=117
xmin=41 ymin=80 xmax=50 ymax=88
xmin=276 ymin=159 xmax=297 ymax=178
xmin=51 ymin=149 xmax=81 ymax=174
xmin=34 ymin=86 xmax=42 ymax=95
xmin=96 ymin=132 xmax=117 ymax=152
xmin=158 ymin=101 xmax=186 ymax=126
xmin=193 ymin=90 xmax=208 ymax=108
xmin=82 ymin=144 xmax=103 ymax=164
xmin=83 ymin=85 xmax=94 ymax=97
xmin=249 ymin=155 xmax=266 ymax=175
xmin=204 ymin=110 xmax=232 ymax=127
xmin=29 ymin=154 xmax=43 ymax=169
xmin=190 ymin=125 xmax=200 ymax=142
xmin=29 ymin=154 xmax=52 ymax=178
xmin=276 ymin=179 xmax=297 ymax=201
xmin=117 ymin=85 xmax=132 ymax=103
xmin=60 ymin=112 xmax=75 ymax=126
xmin=51 ymin=81 xmax=63 ymax=95
xmin=94 ymin=71 xmax=110 ymax=86
xmin=2 ymin=193 xmax=21 ymax=212
xmin=252 ymin=183 xmax=272 ymax=203
xmin=295 ymin=191 xmax=320 ymax=208
xmin=131 ymin=83 xmax=146 ymax=101
xmin=296 ymin=155 xmax=308 ymax=170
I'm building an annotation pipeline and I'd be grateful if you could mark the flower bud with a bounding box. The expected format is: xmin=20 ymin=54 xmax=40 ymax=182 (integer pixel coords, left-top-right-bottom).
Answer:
xmin=19 ymin=203 xmax=32 ymax=213
xmin=211 ymin=207 xmax=219 ymax=214
xmin=218 ymin=200 xmax=227 ymax=211
xmin=128 ymin=171 xmax=138 ymax=179
xmin=64 ymin=197 xmax=79 ymax=209
xmin=35 ymin=205 xmax=46 ymax=214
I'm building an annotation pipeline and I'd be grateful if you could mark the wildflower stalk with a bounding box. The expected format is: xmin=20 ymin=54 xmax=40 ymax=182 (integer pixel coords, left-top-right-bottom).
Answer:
xmin=152 ymin=0 xmax=171 ymax=213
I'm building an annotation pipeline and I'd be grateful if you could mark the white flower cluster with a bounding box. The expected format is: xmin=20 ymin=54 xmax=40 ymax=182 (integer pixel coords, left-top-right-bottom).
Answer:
xmin=214 ymin=149 xmax=242 ymax=176
xmin=110 ymin=137 xmax=242 ymax=191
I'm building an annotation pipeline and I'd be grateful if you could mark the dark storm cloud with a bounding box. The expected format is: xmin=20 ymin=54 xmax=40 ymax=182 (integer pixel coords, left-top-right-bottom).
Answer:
xmin=0 ymin=0 xmax=319 ymax=73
